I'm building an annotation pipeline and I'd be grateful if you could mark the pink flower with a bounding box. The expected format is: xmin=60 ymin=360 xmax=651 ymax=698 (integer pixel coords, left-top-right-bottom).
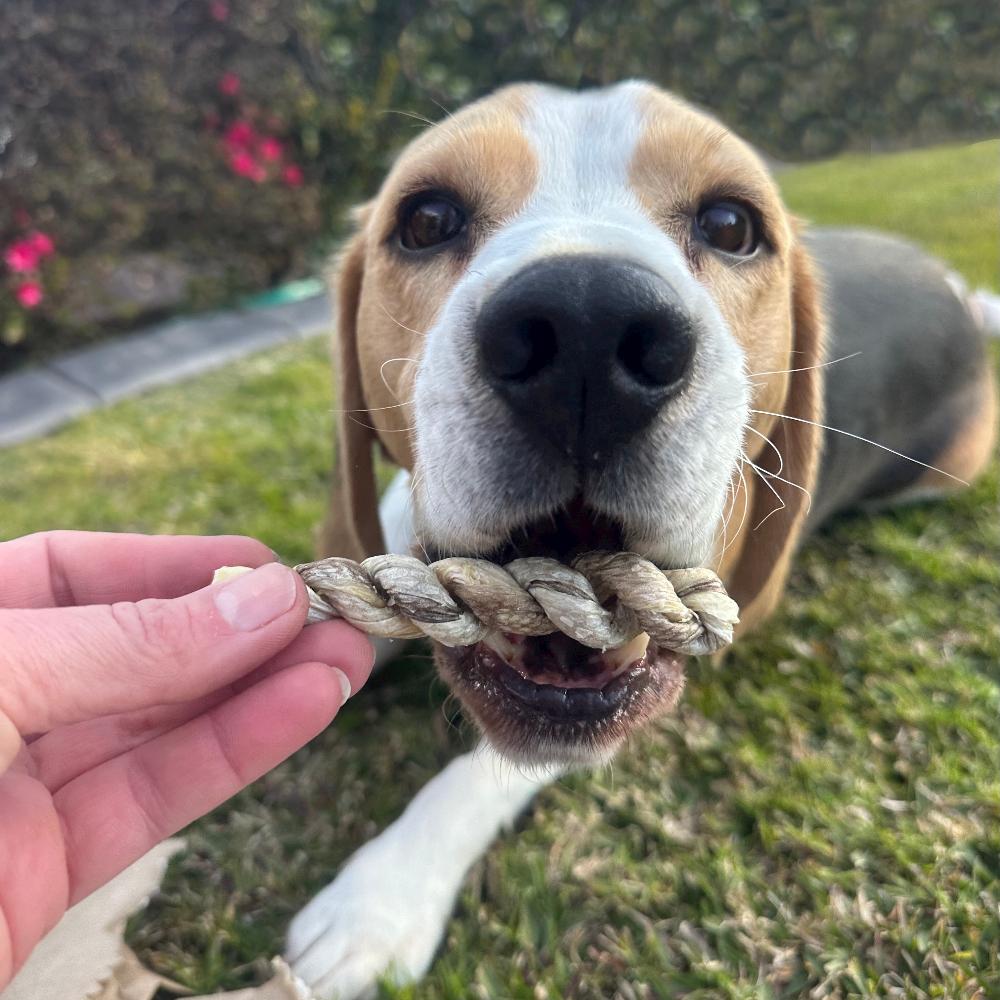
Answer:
xmin=223 ymin=120 xmax=255 ymax=150
xmin=4 ymin=240 xmax=40 ymax=273
xmin=3 ymin=232 xmax=54 ymax=272
xmin=219 ymin=72 xmax=241 ymax=97
xmin=29 ymin=231 xmax=55 ymax=257
xmin=15 ymin=281 xmax=43 ymax=308
xmin=258 ymin=136 xmax=284 ymax=162
xmin=230 ymin=150 xmax=266 ymax=182
xmin=210 ymin=0 xmax=229 ymax=20
xmin=282 ymin=163 xmax=304 ymax=187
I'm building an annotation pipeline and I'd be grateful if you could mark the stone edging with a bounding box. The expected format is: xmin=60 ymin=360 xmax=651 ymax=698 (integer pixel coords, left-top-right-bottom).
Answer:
xmin=0 ymin=292 xmax=332 ymax=449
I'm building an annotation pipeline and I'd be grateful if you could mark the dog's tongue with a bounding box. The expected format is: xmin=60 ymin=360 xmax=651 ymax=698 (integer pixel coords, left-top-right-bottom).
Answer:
xmin=481 ymin=630 xmax=651 ymax=689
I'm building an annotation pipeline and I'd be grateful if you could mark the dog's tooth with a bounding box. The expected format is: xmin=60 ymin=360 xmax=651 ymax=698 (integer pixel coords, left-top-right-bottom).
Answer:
xmin=482 ymin=630 xmax=520 ymax=662
xmin=604 ymin=631 xmax=650 ymax=671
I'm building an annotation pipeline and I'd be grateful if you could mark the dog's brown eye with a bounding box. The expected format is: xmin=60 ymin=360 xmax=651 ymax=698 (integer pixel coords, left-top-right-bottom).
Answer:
xmin=695 ymin=201 xmax=757 ymax=256
xmin=400 ymin=196 xmax=466 ymax=250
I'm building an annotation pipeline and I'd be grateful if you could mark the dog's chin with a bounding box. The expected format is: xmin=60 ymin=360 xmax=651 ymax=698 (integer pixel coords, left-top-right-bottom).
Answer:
xmin=427 ymin=498 xmax=688 ymax=767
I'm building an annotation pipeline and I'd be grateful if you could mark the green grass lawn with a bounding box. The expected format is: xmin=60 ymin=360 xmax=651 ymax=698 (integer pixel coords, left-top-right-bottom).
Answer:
xmin=778 ymin=139 xmax=999 ymax=292
xmin=2 ymin=140 xmax=999 ymax=999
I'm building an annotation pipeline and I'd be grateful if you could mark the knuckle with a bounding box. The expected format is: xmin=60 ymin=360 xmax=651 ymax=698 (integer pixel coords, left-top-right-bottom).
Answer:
xmin=107 ymin=598 xmax=200 ymax=675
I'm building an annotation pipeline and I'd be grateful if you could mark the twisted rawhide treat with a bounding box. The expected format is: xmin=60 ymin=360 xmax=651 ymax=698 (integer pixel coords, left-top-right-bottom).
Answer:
xmin=218 ymin=552 xmax=739 ymax=657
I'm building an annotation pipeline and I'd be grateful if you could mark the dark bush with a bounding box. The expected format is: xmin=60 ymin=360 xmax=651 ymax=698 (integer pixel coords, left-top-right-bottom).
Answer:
xmin=2 ymin=0 xmax=997 ymax=368
xmin=0 ymin=0 xmax=327 ymax=367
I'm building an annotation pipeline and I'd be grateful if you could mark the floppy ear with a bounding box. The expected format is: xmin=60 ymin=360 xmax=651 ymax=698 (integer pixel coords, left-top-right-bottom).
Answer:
xmin=316 ymin=219 xmax=388 ymax=560
xmin=727 ymin=238 xmax=826 ymax=632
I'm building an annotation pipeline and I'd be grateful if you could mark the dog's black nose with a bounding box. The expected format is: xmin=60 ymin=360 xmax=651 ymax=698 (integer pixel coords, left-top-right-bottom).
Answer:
xmin=476 ymin=255 xmax=696 ymax=463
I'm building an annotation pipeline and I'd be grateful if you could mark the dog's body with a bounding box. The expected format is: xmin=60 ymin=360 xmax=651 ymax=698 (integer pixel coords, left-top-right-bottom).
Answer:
xmin=807 ymin=228 xmax=995 ymax=523
xmin=286 ymin=82 xmax=997 ymax=997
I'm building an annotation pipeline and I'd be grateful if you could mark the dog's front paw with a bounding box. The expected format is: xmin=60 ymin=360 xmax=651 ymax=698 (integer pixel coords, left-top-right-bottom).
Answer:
xmin=286 ymin=840 xmax=453 ymax=1000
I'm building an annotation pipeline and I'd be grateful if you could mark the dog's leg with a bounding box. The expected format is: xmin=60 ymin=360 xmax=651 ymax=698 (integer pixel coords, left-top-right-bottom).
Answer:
xmin=287 ymin=747 xmax=562 ymax=999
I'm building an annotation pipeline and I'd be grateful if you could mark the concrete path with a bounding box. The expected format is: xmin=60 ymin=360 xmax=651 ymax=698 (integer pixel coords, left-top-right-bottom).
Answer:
xmin=0 ymin=292 xmax=331 ymax=448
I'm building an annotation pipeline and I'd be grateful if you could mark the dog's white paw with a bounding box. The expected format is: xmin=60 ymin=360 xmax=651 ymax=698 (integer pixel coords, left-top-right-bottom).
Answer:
xmin=286 ymin=750 xmax=560 ymax=999
xmin=286 ymin=837 xmax=454 ymax=1000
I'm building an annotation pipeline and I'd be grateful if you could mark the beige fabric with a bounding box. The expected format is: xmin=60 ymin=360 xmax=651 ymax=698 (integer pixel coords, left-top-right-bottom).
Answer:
xmin=1 ymin=838 xmax=312 ymax=1000
xmin=91 ymin=954 xmax=310 ymax=1000
xmin=1 ymin=840 xmax=185 ymax=1000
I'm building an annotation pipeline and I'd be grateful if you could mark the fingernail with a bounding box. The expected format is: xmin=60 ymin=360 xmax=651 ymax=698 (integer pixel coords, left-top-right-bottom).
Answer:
xmin=330 ymin=667 xmax=352 ymax=703
xmin=214 ymin=562 xmax=298 ymax=632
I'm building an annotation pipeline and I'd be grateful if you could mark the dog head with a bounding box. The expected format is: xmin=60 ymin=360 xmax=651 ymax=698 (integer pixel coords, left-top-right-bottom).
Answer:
xmin=323 ymin=81 xmax=824 ymax=765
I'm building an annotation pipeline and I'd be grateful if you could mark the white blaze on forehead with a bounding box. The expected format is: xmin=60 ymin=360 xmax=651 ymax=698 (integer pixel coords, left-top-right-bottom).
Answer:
xmin=469 ymin=81 xmax=687 ymax=283
xmin=522 ymin=82 xmax=649 ymax=215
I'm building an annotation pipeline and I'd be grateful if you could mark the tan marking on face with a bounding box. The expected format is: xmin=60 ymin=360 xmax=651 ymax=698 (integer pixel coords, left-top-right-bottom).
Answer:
xmin=353 ymin=86 xmax=539 ymax=467
xmin=629 ymin=89 xmax=797 ymax=456
xmin=624 ymin=89 xmax=819 ymax=582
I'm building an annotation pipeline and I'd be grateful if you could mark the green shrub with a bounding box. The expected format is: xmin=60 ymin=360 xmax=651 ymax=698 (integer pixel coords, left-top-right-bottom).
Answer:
xmin=2 ymin=0 xmax=997 ymax=367
xmin=0 ymin=0 xmax=326 ymax=366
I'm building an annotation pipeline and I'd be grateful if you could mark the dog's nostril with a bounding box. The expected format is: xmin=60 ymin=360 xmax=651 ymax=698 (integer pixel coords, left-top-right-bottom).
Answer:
xmin=617 ymin=319 xmax=694 ymax=388
xmin=476 ymin=257 xmax=700 ymax=462
xmin=486 ymin=315 xmax=558 ymax=381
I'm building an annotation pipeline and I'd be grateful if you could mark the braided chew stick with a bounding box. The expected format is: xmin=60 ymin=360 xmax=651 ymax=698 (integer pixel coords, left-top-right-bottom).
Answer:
xmin=290 ymin=551 xmax=739 ymax=656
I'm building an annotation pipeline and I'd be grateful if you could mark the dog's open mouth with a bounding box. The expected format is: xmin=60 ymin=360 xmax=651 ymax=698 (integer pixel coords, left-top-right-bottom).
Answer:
xmin=431 ymin=498 xmax=688 ymax=764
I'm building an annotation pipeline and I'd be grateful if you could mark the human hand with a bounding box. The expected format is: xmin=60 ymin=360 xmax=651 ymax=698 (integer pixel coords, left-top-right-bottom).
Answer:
xmin=0 ymin=530 xmax=373 ymax=988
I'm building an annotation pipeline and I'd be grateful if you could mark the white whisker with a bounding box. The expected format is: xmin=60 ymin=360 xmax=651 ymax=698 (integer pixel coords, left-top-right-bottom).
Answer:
xmin=748 ymin=351 xmax=862 ymax=378
xmin=715 ymin=470 xmax=736 ymax=561
xmin=753 ymin=501 xmax=786 ymax=531
xmin=404 ymin=470 xmax=432 ymax=564
xmin=331 ymin=399 xmax=414 ymax=415
xmin=742 ymin=449 xmax=812 ymax=518
xmin=741 ymin=453 xmax=787 ymax=529
xmin=376 ymin=108 xmax=438 ymax=128
xmin=426 ymin=95 xmax=457 ymax=122
xmin=743 ymin=424 xmax=785 ymax=478
xmin=378 ymin=304 xmax=429 ymax=337
xmin=718 ymin=465 xmax=741 ymax=534
xmin=750 ymin=409 xmax=969 ymax=485
xmin=344 ymin=413 xmax=416 ymax=433
xmin=717 ymin=460 xmax=750 ymax=562
xmin=379 ymin=356 xmax=417 ymax=400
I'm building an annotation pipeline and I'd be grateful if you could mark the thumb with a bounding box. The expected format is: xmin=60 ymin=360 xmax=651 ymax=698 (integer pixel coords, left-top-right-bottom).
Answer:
xmin=0 ymin=562 xmax=309 ymax=741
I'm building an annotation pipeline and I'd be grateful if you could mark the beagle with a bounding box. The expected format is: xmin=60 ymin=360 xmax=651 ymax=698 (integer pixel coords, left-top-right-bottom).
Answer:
xmin=286 ymin=82 xmax=997 ymax=997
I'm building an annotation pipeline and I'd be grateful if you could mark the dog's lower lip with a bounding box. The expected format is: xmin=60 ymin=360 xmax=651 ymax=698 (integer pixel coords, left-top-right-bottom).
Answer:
xmin=478 ymin=644 xmax=651 ymax=720
xmin=466 ymin=638 xmax=657 ymax=723
xmin=435 ymin=631 xmax=687 ymax=762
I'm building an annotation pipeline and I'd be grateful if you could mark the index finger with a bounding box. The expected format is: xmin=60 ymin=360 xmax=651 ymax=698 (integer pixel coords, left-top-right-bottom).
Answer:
xmin=0 ymin=531 xmax=275 ymax=609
